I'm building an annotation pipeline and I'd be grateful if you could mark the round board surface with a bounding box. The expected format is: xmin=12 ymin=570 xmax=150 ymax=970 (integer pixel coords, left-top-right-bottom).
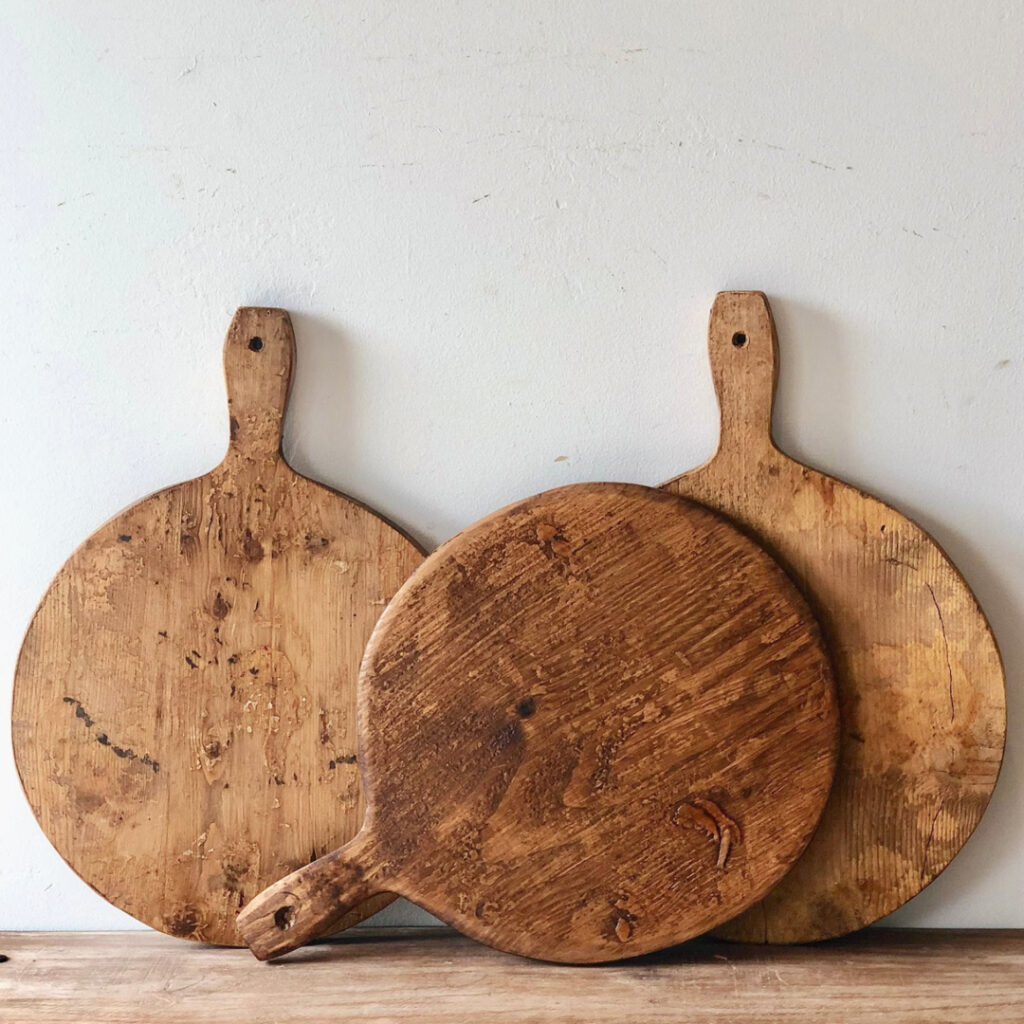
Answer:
xmin=12 ymin=308 xmax=424 ymax=945
xmin=663 ymin=292 xmax=1006 ymax=943
xmin=238 ymin=482 xmax=839 ymax=963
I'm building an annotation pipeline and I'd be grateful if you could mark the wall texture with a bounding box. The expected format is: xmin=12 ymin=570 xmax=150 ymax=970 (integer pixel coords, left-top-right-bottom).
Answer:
xmin=1 ymin=1 xmax=1022 ymax=930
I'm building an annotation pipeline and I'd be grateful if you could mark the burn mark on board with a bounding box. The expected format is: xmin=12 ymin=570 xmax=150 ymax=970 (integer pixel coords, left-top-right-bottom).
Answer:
xmin=166 ymin=907 xmax=200 ymax=938
xmin=63 ymin=696 xmax=93 ymax=728
xmin=96 ymin=734 xmax=159 ymax=772
xmin=62 ymin=697 xmax=160 ymax=772
xmin=515 ymin=696 xmax=537 ymax=719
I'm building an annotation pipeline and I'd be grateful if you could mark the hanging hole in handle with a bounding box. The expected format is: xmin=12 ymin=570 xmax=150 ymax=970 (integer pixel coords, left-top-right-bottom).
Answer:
xmin=248 ymin=337 xmax=264 ymax=351
xmin=731 ymin=332 xmax=747 ymax=348
xmin=274 ymin=905 xmax=295 ymax=930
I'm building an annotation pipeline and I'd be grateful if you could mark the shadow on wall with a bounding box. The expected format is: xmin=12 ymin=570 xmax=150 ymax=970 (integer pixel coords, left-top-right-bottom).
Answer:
xmin=770 ymin=297 xmax=853 ymax=471
xmin=280 ymin=312 xmax=434 ymax=554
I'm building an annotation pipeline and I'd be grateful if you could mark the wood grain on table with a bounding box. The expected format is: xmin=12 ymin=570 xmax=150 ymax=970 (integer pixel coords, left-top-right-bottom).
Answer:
xmin=2 ymin=929 xmax=1023 ymax=1024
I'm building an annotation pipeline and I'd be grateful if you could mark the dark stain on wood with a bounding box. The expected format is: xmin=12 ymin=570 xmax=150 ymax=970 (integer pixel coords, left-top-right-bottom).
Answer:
xmin=243 ymin=530 xmax=264 ymax=562
xmin=62 ymin=697 xmax=93 ymax=729
xmin=515 ymin=696 xmax=537 ymax=719
xmin=166 ymin=908 xmax=200 ymax=938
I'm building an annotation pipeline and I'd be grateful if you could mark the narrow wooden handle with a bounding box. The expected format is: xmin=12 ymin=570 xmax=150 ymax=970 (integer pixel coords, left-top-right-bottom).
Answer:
xmin=707 ymin=291 xmax=779 ymax=455
xmin=222 ymin=307 xmax=295 ymax=462
xmin=237 ymin=833 xmax=382 ymax=961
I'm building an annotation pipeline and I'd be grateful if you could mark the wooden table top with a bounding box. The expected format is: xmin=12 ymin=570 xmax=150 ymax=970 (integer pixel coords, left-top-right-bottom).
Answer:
xmin=2 ymin=927 xmax=1022 ymax=1023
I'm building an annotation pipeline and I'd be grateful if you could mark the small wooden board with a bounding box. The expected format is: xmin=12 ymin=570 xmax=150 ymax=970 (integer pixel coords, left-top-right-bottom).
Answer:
xmin=238 ymin=482 xmax=838 ymax=963
xmin=663 ymin=292 xmax=1006 ymax=942
xmin=12 ymin=308 xmax=424 ymax=945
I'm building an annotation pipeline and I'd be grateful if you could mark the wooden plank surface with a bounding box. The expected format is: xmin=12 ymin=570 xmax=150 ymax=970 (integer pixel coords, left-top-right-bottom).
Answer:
xmin=2 ymin=929 xmax=1023 ymax=1024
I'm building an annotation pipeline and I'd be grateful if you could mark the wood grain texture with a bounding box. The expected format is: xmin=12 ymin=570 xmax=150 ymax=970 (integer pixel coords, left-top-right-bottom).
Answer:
xmin=12 ymin=308 xmax=424 ymax=946
xmin=663 ymin=292 xmax=1007 ymax=943
xmin=238 ymin=483 xmax=839 ymax=963
xmin=4 ymin=929 xmax=1024 ymax=1024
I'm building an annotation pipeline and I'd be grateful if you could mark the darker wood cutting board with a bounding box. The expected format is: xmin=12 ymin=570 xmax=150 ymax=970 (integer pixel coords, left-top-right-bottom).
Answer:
xmin=12 ymin=308 xmax=424 ymax=945
xmin=238 ymin=482 xmax=839 ymax=963
xmin=663 ymin=292 xmax=1006 ymax=943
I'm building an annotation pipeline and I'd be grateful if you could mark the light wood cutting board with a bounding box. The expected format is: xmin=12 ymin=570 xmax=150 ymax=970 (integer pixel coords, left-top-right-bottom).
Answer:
xmin=663 ymin=291 xmax=1006 ymax=942
xmin=12 ymin=308 xmax=424 ymax=945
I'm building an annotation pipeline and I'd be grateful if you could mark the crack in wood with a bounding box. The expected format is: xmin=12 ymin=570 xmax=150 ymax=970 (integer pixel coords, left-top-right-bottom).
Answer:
xmin=926 ymin=583 xmax=956 ymax=722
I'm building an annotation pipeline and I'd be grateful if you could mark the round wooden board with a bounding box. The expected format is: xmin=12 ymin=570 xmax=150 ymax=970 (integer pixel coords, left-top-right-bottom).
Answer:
xmin=238 ymin=482 xmax=839 ymax=963
xmin=12 ymin=308 xmax=424 ymax=945
xmin=663 ymin=292 xmax=1006 ymax=943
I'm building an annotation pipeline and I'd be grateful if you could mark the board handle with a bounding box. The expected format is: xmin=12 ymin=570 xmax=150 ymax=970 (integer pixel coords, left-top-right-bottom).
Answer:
xmin=222 ymin=307 xmax=295 ymax=462
xmin=237 ymin=832 xmax=384 ymax=961
xmin=707 ymin=291 xmax=779 ymax=456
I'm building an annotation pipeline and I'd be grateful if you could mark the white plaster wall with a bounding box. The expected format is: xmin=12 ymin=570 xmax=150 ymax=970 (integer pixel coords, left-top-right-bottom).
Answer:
xmin=1 ymin=1 xmax=1022 ymax=931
